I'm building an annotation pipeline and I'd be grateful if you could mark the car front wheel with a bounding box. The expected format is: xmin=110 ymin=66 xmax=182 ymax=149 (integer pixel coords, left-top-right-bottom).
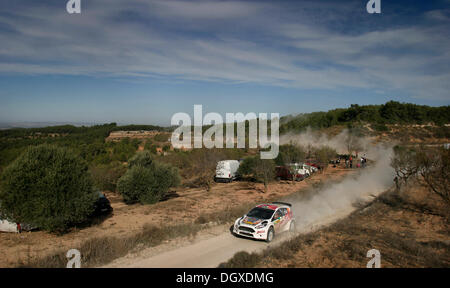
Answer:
xmin=266 ymin=227 xmax=274 ymax=243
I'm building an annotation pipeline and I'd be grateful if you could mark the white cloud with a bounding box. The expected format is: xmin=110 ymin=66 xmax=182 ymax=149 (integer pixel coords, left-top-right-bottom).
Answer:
xmin=0 ymin=0 xmax=449 ymax=100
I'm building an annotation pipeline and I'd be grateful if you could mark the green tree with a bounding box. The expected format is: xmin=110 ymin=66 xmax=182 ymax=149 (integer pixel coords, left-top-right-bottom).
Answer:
xmin=314 ymin=146 xmax=337 ymax=171
xmin=275 ymin=144 xmax=306 ymax=166
xmin=0 ymin=144 xmax=97 ymax=233
xmin=117 ymin=160 xmax=180 ymax=205
xmin=238 ymin=156 xmax=275 ymax=193
xmin=90 ymin=161 xmax=126 ymax=192
xmin=128 ymin=151 xmax=153 ymax=168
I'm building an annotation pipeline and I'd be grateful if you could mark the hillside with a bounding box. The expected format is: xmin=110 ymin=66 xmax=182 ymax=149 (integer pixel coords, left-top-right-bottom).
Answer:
xmin=280 ymin=101 xmax=450 ymax=134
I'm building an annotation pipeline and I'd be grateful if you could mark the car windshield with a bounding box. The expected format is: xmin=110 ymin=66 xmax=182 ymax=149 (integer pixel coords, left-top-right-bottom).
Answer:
xmin=246 ymin=207 xmax=274 ymax=219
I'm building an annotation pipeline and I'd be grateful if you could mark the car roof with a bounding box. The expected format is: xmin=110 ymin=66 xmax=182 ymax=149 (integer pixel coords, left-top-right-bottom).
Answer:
xmin=256 ymin=204 xmax=288 ymax=211
xmin=256 ymin=204 xmax=279 ymax=210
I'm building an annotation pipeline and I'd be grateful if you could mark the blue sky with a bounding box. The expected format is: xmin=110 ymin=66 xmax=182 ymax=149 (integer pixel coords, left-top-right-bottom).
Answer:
xmin=0 ymin=0 xmax=449 ymax=125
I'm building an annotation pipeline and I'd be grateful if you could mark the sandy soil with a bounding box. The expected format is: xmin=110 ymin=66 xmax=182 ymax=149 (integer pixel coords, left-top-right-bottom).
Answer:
xmin=0 ymin=166 xmax=351 ymax=267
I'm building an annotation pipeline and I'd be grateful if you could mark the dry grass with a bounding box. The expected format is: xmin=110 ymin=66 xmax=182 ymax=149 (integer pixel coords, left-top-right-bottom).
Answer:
xmin=17 ymin=222 xmax=202 ymax=268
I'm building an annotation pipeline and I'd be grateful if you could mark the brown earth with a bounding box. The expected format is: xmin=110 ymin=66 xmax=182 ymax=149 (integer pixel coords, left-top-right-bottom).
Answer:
xmin=0 ymin=165 xmax=352 ymax=267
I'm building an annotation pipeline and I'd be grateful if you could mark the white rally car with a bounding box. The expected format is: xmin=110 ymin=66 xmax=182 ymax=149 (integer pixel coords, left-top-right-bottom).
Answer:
xmin=233 ymin=202 xmax=295 ymax=242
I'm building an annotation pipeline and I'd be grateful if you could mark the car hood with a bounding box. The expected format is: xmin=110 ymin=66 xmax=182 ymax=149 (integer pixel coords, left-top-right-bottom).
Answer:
xmin=241 ymin=216 xmax=265 ymax=226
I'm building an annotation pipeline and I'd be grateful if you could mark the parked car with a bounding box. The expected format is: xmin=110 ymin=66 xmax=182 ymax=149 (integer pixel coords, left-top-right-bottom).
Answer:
xmin=288 ymin=163 xmax=311 ymax=177
xmin=275 ymin=166 xmax=305 ymax=181
xmin=305 ymin=164 xmax=318 ymax=173
xmin=306 ymin=161 xmax=322 ymax=170
xmin=215 ymin=160 xmax=240 ymax=183
xmin=233 ymin=202 xmax=295 ymax=242
xmin=92 ymin=191 xmax=113 ymax=216
xmin=0 ymin=215 xmax=35 ymax=233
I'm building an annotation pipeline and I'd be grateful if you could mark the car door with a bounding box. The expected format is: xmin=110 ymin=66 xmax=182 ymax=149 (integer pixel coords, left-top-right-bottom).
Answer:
xmin=279 ymin=208 xmax=290 ymax=231
xmin=272 ymin=209 xmax=283 ymax=232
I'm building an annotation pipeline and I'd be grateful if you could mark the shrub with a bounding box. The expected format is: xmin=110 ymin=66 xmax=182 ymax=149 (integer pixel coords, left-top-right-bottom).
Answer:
xmin=144 ymin=142 xmax=159 ymax=154
xmin=0 ymin=144 xmax=97 ymax=233
xmin=117 ymin=161 xmax=180 ymax=205
xmin=90 ymin=161 xmax=126 ymax=192
xmin=372 ymin=123 xmax=389 ymax=132
xmin=218 ymin=251 xmax=262 ymax=268
xmin=154 ymin=133 xmax=170 ymax=142
xmin=128 ymin=151 xmax=153 ymax=168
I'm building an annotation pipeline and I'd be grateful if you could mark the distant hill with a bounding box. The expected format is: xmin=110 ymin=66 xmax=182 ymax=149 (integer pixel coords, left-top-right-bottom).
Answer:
xmin=280 ymin=101 xmax=450 ymax=134
xmin=0 ymin=122 xmax=99 ymax=130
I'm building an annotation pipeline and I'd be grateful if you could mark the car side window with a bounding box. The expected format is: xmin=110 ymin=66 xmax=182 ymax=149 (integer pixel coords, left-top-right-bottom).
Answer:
xmin=273 ymin=209 xmax=282 ymax=220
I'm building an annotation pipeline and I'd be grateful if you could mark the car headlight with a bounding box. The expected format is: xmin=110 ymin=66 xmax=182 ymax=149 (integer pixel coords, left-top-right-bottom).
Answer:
xmin=235 ymin=217 xmax=243 ymax=228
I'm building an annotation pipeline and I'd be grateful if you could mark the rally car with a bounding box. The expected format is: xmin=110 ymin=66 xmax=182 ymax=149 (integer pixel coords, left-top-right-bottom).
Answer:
xmin=233 ymin=202 xmax=295 ymax=242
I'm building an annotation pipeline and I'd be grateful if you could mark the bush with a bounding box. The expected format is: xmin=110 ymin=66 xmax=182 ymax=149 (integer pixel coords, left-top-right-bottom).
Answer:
xmin=0 ymin=144 xmax=97 ymax=233
xmin=128 ymin=151 xmax=153 ymax=168
xmin=90 ymin=161 xmax=126 ymax=192
xmin=144 ymin=142 xmax=159 ymax=154
xmin=372 ymin=123 xmax=389 ymax=132
xmin=154 ymin=133 xmax=170 ymax=142
xmin=117 ymin=161 xmax=180 ymax=205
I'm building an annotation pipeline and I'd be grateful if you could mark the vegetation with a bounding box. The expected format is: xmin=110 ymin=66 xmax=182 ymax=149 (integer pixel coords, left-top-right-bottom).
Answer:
xmin=89 ymin=161 xmax=126 ymax=192
xmin=280 ymin=101 xmax=450 ymax=133
xmin=0 ymin=123 xmax=166 ymax=170
xmin=0 ymin=144 xmax=97 ymax=233
xmin=275 ymin=144 xmax=306 ymax=166
xmin=391 ymin=145 xmax=449 ymax=206
xmin=313 ymin=146 xmax=337 ymax=170
xmin=117 ymin=151 xmax=180 ymax=204
xmin=238 ymin=156 xmax=275 ymax=192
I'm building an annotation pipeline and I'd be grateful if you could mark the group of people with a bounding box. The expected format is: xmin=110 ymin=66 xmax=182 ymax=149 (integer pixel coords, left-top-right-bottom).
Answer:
xmin=344 ymin=154 xmax=367 ymax=169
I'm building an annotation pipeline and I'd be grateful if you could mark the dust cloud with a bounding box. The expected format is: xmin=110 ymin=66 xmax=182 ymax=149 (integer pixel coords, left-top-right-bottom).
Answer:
xmin=280 ymin=129 xmax=395 ymax=231
xmin=280 ymin=127 xmax=373 ymax=155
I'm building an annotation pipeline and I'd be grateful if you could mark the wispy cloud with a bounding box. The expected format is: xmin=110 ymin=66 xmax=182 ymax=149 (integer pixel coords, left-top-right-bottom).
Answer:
xmin=0 ymin=0 xmax=449 ymax=100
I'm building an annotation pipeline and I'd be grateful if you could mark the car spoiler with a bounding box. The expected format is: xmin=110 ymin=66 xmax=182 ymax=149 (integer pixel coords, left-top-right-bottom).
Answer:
xmin=271 ymin=202 xmax=292 ymax=207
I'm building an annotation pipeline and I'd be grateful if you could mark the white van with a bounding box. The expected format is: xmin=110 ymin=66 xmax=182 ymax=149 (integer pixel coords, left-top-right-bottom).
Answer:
xmin=215 ymin=160 xmax=240 ymax=183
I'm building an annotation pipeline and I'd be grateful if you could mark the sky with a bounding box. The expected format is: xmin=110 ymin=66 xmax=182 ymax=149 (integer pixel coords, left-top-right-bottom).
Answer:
xmin=0 ymin=0 xmax=449 ymax=126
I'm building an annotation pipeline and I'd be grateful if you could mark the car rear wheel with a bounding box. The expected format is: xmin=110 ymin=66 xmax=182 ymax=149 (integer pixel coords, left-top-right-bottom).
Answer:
xmin=266 ymin=227 xmax=274 ymax=243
